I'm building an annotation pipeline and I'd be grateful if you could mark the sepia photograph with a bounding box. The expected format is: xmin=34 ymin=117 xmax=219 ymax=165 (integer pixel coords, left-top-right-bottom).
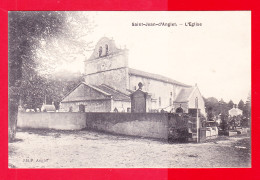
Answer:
xmin=8 ymin=11 xmax=251 ymax=168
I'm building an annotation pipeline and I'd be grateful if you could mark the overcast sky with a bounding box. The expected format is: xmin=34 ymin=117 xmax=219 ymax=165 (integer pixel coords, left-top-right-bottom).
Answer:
xmin=64 ymin=11 xmax=251 ymax=104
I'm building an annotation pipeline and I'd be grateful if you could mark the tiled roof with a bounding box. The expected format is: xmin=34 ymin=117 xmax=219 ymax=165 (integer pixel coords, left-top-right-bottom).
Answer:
xmin=61 ymin=83 xmax=111 ymax=102
xmin=174 ymin=87 xmax=195 ymax=102
xmin=94 ymin=84 xmax=130 ymax=101
xmin=128 ymin=68 xmax=191 ymax=87
xmin=62 ymin=82 xmax=130 ymax=102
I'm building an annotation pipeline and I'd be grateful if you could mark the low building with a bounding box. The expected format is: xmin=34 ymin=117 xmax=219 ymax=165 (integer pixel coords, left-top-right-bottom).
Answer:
xmin=229 ymin=105 xmax=243 ymax=117
xmin=173 ymin=85 xmax=205 ymax=115
xmin=61 ymin=83 xmax=130 ymax=112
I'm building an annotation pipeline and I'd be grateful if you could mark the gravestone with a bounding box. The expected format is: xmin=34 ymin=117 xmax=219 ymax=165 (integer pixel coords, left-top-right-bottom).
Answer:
xmin=130 ymin=82 xmax=150 ymax=113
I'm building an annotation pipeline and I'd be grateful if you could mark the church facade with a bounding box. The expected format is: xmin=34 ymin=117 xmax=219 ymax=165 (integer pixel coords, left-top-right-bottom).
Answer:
xmin=60 ymin=37 xmax=206 ymax=115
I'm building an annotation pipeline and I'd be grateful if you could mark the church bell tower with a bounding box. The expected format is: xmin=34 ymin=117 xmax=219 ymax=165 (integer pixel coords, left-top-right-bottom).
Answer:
xmin=84 ymin=37 xmax=129 ymax=93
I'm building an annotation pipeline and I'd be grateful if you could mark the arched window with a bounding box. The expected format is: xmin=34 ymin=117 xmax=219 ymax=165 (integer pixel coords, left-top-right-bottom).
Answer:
xmin=99 ymin=46 xmax=102 ymax=57
xmin=105 ymin=44 xmax=109 ymax=55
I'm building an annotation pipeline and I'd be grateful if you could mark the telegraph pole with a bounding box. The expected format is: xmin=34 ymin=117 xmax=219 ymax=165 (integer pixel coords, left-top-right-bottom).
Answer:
xmin=196 ymin=97 xmax=199 ymax=143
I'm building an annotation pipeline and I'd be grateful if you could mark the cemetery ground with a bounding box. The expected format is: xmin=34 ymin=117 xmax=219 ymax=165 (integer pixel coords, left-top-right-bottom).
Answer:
xmin=8 ymin=128 xmax=251 ymax=168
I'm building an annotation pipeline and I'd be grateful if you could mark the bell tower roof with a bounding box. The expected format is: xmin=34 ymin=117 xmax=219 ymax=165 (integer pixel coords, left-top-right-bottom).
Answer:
xmin=88 ymin=37 xmax=125 ymax=61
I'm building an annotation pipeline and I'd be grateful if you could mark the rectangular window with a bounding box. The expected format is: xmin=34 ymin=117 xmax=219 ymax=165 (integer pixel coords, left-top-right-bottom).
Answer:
xmin=159 ymin=97 xmax=161 ymax=107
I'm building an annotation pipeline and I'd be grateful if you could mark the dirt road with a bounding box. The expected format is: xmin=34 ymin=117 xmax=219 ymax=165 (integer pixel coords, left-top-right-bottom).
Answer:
xmin=8 ymin=129 xmax=251 ymax=168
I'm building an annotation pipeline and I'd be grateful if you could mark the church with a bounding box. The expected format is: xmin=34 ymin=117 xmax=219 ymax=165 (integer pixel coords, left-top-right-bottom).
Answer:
xmin=60 ymin=37 xmax=206 ymax=115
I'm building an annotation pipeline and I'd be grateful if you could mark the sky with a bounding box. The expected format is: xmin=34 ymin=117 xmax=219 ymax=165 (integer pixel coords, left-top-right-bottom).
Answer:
xmin=60 ymin=11 xmax=251 ymax=104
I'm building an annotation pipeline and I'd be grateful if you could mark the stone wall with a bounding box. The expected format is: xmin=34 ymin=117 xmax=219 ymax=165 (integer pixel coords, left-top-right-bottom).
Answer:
xmin=85 ymin=113 xmax=192 ymax=140
xmin=17 ymin=112 xmax=197 ymax=140
xmin=17 ymin=112 xmax=86 ymax=130
xmin=85 ymin=113 xmax=169 ymax=139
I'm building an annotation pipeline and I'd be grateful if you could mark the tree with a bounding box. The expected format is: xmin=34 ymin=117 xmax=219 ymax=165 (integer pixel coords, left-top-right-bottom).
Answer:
xmin=219 ymin=98 xmax=228 ymax=115
xmin=19 ymin=71 xmax=84 ymax=111
xmin=227 ymin=100 xmax=234 ymax=110
xmin=206 ymin=106 xmax=215 ymax=121
xmin=204 ymin=97 xmax=219 ymax=116
xmin=243 ymin=92 xmax=251 ymax=119
xmin=8 ymin=12 xmax=93 ymax=141
xmin=238 ymin=99 xmax=245 ymax=110
xmin=42 ymin=71 xmax=84 ymax=107
xmin=9 ymin=12 xmax=67 ymax=141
